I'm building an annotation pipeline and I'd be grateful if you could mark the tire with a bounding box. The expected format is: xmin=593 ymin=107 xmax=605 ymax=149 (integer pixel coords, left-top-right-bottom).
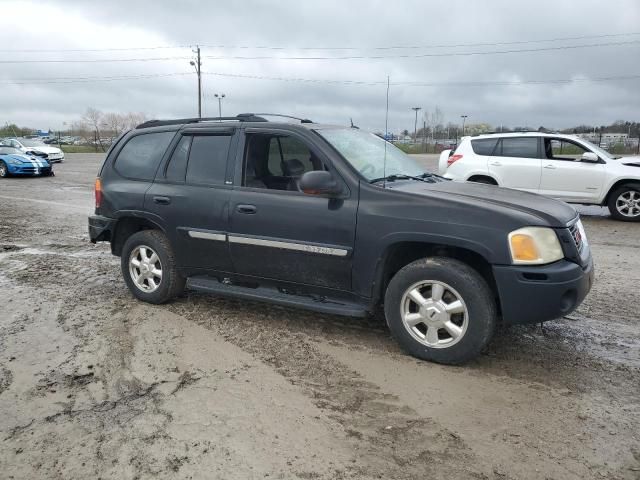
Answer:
xmin=121 ymin=230 xmax=185 ymax=304
xmin=384 ymin=257 xmax=496 ymax=365
xmin=607 ymin=183 xmax=640 ymax=222
xmin=0 ymin=161 xmax=8 ymax=178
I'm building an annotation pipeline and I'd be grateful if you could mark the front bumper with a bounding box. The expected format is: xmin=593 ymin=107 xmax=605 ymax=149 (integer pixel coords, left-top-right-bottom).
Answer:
xmin=493 ymin=255 xmax=594 ymax=325
xmin=7 ymin=164 xmax=52 ymax=176
xmin=88 ymin=215 xmax=115 ymax=243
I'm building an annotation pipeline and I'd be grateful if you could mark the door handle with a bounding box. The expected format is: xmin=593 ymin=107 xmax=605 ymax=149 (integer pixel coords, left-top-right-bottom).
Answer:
xmin=489 ymin=161 xmax=502 ymax=166
xmin=544 ymin=164 xmax=557 ymax=169
xmin=153 ymin=196 xmax=171 ymax=205
xmin=236 ymin=204 xmax=257 ymax=214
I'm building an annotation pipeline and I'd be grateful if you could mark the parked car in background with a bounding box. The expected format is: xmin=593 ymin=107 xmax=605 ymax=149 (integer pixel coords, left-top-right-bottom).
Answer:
xmin=3 ymin=137 xmax=65 ymax=163
xmin=89 ymin=114 xmax=593 ymax=365
xmin=439 ymin=132 xmax=640 ymax=221
xmin=0 ymin=145 xmax=53 ymax=177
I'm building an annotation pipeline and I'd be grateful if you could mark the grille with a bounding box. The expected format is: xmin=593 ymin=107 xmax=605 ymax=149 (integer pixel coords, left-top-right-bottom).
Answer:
xmin=569 ymin=222 xmax=584 ymax=253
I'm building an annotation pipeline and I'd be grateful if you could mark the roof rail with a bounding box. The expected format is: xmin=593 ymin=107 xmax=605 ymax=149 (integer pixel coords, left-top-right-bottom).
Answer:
xmin=135 ymin=113 xmax=267 ymax=129
xmin=252 ymin=113 xmax=314 ymax=123
xmin=471 ymin=130 xmax=559 ymax=136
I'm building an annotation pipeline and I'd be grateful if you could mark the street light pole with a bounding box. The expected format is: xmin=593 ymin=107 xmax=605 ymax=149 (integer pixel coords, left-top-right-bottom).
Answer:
xmin=190 ymin=46 xmax=202 ymax=118
xmin=214 ymin=93 xmax=226 ymax=118
xmin=412 ymin=107 xmax=421 ymax=143
xmin=460 ymin=115 xmax=468 ymax=137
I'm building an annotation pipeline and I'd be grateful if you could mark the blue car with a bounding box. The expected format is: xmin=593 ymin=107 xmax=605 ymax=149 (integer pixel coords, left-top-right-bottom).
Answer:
xmin=0 ymin=145 xmax=53 ymax=177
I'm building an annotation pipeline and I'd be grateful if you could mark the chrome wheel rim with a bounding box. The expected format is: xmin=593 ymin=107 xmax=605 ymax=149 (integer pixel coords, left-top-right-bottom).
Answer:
xmin=616 ymin=191 xmax=640 ymax=218
xmin=400 ymin=280 xmax=468 ymax=349
xmin=0 ymin=164 xmax=6 ymax=177
xmin=129 ymin=245 xmax=162 ymax=293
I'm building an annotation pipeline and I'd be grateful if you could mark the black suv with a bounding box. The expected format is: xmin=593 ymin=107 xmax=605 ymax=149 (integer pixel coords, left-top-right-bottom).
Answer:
xmin=89 ymin=113 xmax=594 ymax=364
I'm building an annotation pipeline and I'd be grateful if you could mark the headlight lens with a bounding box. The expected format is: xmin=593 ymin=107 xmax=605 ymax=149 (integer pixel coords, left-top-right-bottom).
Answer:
xmin=7 ymin=158 xmax=23 ymax=165
xmin=508 ymin=227 xmax=563 ymax=265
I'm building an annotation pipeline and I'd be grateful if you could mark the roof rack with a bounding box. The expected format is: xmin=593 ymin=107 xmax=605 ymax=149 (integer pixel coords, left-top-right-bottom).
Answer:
xmin=252 ymin=113 xmax=314 ymax=123
xmin=135 ymin=113 xmax=268 ymax=129
xmin=472 ymin=130 xmax=560 ymax=136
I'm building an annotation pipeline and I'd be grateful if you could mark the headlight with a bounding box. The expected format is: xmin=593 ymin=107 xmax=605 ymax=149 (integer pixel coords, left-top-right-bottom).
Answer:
xmin=508 ymin=227 xmax=563 ymax=265
xmin=6 ymin=158 xmax=23 ymax=165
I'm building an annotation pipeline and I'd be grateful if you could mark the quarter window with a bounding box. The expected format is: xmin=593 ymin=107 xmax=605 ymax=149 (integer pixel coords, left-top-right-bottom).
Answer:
xmin=185 ymin=135 xmax=232 ymax=185
xmin=115 ymin=131 xmax=175 ymax=180
xmin=498 ymin=138 xmax=539 ymax=159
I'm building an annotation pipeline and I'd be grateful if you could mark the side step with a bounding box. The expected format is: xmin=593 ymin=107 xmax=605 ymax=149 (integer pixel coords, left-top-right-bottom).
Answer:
xmin=186 ymin=276 xmax=369 ymax=317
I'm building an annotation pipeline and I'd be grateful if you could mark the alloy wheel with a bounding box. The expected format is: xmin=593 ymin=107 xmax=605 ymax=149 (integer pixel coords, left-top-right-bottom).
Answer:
xmin=616 ymin=190 xmax=640 ymax=218
xmin=129 ymin=245 xmax=163 ymax=293
xmin=400 ymin=280 xmax=469 ymax=349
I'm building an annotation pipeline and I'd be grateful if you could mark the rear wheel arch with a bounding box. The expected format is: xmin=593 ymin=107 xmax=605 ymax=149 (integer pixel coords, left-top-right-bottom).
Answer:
xmin=111 ymin=216 xmax=166 ymax=256
xmin=373 ymin=241 xmax=500 ymax=314
xmin=467 ymin=174 xmax=498 ymax=185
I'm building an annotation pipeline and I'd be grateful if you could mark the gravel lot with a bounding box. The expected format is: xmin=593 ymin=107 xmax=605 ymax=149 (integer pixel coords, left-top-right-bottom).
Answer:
xmin=1 ymin=153 xmax=639 ymax=479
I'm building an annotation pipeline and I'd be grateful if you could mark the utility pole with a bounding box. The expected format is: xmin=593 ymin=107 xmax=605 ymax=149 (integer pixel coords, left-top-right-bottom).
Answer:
xmin=190 ymin=46 xmax=202 ymax=118
xmin=411 ymin=107 xmax=421 ymax=143
xmin=460 ymin=115 xmax=468 ymax=137
xmin=214 ymin=93 xmax=225 ymax=118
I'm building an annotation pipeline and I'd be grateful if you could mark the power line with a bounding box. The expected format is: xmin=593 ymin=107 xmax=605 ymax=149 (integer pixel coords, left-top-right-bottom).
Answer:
xmin=201 ymin=71 xmax=640 ymax=87
xmin=2 ymin=70 xmax=639 ymax=87
xmin=1 ymin=72 xmax=191 ymax=85
xmin=0 ymin=56 xmax=190 ymax=64
xmin=1 ymin=31 xmax=639 ymax=53
xmin=203 ymin=40 xmax=640 ymax=60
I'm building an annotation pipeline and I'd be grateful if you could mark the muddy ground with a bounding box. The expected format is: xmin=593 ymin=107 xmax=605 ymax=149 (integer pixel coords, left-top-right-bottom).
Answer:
xmin=0 ymin=153 xmax=638 ymax=480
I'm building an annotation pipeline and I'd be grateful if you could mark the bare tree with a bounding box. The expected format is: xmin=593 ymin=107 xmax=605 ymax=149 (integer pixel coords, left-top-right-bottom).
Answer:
xmin=81 ymin=108 xmax=105 ymax=151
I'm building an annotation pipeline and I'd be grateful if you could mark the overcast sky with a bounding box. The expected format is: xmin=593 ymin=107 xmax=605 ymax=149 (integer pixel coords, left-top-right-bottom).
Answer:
xmin=1 ymin=0 xmax=639 ymax=133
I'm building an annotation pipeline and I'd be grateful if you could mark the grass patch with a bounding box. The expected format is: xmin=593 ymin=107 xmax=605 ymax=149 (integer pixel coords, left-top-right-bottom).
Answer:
xmin=60 ymin=145 xmax=104 ymax=154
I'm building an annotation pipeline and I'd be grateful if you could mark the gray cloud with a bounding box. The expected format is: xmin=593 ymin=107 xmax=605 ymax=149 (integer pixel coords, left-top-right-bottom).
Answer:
xmin=1 ymin=0 xmax=639 ymax=131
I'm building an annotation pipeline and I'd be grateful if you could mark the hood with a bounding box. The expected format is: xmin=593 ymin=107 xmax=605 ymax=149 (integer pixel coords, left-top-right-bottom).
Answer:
xmin=30 ymin=145 xmax=62 ymax=154
xmin=387 ymin=179 xmax=577 ymax=227
xmin=0 ymin=153 xmax=50 ymax=166
xmin=621 ymin=155 xmax=640 ymax=167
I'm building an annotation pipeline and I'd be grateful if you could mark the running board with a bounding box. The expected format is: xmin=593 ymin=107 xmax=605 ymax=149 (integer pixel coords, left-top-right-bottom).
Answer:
xmin=186 ymin=276 xmax=369 ymax=317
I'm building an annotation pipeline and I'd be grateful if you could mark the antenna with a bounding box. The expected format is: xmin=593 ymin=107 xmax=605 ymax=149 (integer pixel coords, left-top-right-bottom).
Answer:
xmin=383 ymin=75 xmax=390 ymax=188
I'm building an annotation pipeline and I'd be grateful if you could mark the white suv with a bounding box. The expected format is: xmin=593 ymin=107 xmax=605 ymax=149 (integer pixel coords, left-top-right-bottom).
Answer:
xmin=439 ymin=132 xmax=640 ymax=221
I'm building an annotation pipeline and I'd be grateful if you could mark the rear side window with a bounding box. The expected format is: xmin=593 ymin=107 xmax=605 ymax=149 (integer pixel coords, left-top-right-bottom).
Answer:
xmin=115 ymin=131 xmax=174 ymax=180
xmin=185 ymin=135 xmax=232 ymax=185
xmin=497 ymin=137 xmax=539 ymax=159
xmin=471 ymin=138 xmax=498 ymax=156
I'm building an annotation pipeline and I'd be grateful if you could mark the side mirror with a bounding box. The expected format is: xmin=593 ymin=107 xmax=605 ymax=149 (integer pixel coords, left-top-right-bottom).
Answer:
xmin=299 ymin=171 xmax=341 ymax=196
xmin=581 ymin=152 xmax=599 ymax=163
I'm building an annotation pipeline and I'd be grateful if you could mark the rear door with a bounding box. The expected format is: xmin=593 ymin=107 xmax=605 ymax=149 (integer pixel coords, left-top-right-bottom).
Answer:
xmin=227 ymin=128 xmax=357 ymax=290
xmin=539 ymin=138 xmax=605 ymax=202
xmin=146 ymin=128 xmax=237 ymax=272
xmin=488 ymin=137 xmax=542 ymax=192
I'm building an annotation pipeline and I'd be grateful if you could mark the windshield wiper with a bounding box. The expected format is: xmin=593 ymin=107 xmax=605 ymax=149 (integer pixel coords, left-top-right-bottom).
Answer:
xmin=369 ymin=174 xmax=428 ymax=184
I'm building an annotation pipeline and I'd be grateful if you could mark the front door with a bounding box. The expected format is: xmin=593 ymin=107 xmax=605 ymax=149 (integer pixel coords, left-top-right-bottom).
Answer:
xmin=227 ymin=129 xmax=357 ymax=290
xmin=488 ymin=137 xmax=542 ymax=192
xmin=538 ymin=138 xmax=605 ymax=202
xmin=146 ymin=128 xmax=237 ymax=273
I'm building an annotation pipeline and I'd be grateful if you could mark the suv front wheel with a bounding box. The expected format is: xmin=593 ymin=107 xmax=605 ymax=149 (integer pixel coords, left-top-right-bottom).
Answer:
xmin=121 ymin=230 xmax=185 ymax=304
xmin=384 ymin=257 xmax=496 ymax=365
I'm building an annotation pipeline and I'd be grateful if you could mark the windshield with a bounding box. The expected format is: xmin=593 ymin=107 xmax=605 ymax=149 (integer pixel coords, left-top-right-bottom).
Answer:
xmin=0 ymin=146 xmax=21 ymax=154
xmin=577 ymin=138 xmax=615 ymax=160
xmin=317 ymin=128 xmax=425 ymax=181
xmin=20 ymin=139 xmax=45 ymax=147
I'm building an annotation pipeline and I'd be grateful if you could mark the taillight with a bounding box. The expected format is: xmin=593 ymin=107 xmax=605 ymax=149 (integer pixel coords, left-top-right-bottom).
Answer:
xmin=94 ymin=178 xmax=102 ymax=209
xmin=447 ymin=154 xmax=463 ymax=167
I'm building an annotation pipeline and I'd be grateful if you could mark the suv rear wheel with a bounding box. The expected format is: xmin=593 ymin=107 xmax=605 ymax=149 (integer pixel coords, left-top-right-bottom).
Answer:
xmin=121 ymin=230 xmax=185 ymax=304
xmin=607 ymin=183 xmax=640 ymax=222
xmin=384 ymin=257 xmax=496 ymax=365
